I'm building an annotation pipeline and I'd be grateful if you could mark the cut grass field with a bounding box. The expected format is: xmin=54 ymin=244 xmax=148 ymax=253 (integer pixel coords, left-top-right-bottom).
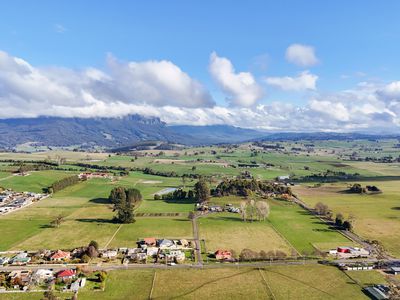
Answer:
xmin=0 ymin=265 xmax=379 ymax=299
xmin=293 ymin=181 xmax=400 ymax=256
xmin=109 ymin=217 xmax=193 ymax=248
xmin=198 ymin=212 xmax=292 ymax=254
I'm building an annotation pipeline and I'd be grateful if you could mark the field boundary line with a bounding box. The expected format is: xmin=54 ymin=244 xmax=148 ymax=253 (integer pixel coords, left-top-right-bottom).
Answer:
xmin=103 ymin=224 xmax=123 ymax=249
xmin=149 ymin=270 xmax=157 ymax=299
xmin=258 ymin=268 xmax=276 ymax=300
xmin=267 ymin=220 xmax=302 ymax=257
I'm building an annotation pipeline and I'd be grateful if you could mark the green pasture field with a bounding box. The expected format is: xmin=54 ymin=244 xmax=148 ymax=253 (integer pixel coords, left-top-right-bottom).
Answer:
xmin=293 ymin=180 xmax=400 ymax=256
xmin=0 ymin=170 xmax=77 ymax=193
xmin=108 ymin=217 xmax=193 ymax=248
xmin=267 ymin=199 xmax=352 ymax=254
xmin=0 ymin=150 xmax=110 ymax=162
xmin=198 ymin=212 xmax=292 ymax=254
xmin=0 ymin=171 xmax=11 ymax=179
xmin=0 ymin=172 xmax=192 ymax=250
xmin=0 ymin=265 xmax=381 ymax=299
xmin=209 ymin=196 xmax=357 ymax=254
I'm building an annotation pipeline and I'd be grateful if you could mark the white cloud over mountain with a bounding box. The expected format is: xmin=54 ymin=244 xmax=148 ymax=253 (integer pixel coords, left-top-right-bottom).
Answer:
xmin=0 ymin=50 xmax=399 ymax=132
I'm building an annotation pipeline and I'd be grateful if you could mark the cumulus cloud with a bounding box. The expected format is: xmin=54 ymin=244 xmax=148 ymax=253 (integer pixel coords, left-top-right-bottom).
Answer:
xmin=265 ymin=71 xmax=318 ymax=91
xmin=286 ymin=44 xmax=319 ymax=67
xmin=0 ymin=50 xmax=214 ymax=118
xmin=377 ymin=81 xmax=400 ymax=101
xmin=209 ymin=52 xmax=263 ymax=107
xmin=1 ymin=50 xmax=400 ymax=132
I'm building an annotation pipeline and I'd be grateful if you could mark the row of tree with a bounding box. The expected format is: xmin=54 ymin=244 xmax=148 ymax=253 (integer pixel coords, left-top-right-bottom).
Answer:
xmin=154 ymin=188 xmax=194 ymax=201
xmin=238 ymin=249 xmax=287 ymax=261
xmin=348 ymin=183 xmax=381 ymax=194
xmin=211 ymin=178 xmax=292 ymax=197
xmin=314 ymin=202 xmax=354 ymax=231
xmin=44 ymin=175 xmax=81 ymax=193
xmin=240 ymin=199 xmax=270 ymax=222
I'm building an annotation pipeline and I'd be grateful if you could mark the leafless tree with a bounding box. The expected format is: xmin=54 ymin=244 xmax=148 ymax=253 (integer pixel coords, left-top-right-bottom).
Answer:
xmin=255 ymin=201 xmax=270 ymax=221
xmin=314 ymin=202 xmax=329 ymax=216
xmin=240 ymin=200 xmax=247 ymax=222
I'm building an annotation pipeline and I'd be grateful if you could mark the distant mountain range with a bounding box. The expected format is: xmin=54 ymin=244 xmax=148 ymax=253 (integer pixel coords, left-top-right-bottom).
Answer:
xmin=0 ymin=115 xmax=398 ymax=150
xmin=0 ymin=115 xmax=265 ymax=149
xmin=169 ymin=125 xmax=266 ymax=144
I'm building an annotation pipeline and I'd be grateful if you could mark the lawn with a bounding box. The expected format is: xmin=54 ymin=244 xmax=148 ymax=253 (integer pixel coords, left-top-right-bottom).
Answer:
xmin=198 ymin=212 xmax=292 ymax=254
xmin=293 ymin=181 xmax=400 ymax=256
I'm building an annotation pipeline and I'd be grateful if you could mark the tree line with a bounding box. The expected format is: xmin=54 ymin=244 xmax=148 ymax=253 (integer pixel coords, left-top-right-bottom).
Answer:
xmin=44 ymin=175 xmax=81 ymax=193
xmin=314 ymin=202 xmax=354 ymax=231
xmin=210 ymin=178 xmax=292 ymax=197
xmin=154 ymin=188 xmax=194 ymax=201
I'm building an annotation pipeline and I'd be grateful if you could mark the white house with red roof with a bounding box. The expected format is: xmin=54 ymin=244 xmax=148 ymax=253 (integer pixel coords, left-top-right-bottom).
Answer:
xmin=50 ymin=250 xmax=71 ymax=261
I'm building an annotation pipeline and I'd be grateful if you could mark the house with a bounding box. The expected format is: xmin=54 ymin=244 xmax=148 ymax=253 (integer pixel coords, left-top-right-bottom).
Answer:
xmin=215 ymin=250 xmax=233 ymax=261
xmin=101 ymin=250 xmax=118 ymax=259
xmin=143 ymin=237 xmax=157 ymax=246
xmin=56 ymin=269 xmax=76 ymax=282
xmin=0 ymin=257 xmax=9 ymax=265
xmin=9 ymin=270 xmax=32 ymax=286
xmin=335 ymin=247 xmax=369 ymax=258
xmin=166 ymin=250 xmax=185 ymax=262
xmin=146 ymin=247 xmax=159 ymax=257
xmin=50 ymin=250 xmax=71 ymax=261
xmin=363 ymin=285 xmax=390 ymax=300
xmin=277 ymin=175 xmax=290 ymax=181
xmin=391 ymin=267 xmax=400 ymax=275
xmin=71 ymin=277 xmax=86 ymax=292
xmin=126 ymin=248 xmax=142 ymax=255
xmin=131 ymin=252 xmax=147 ymax=262
xmin=179 ymin=239 xmax=189 ymax=248
xmin=33 ymin=269 xmax=54 ymax=283
xmin=158 ymin=239 xmax=175 ymax=249
xmin=11 ymin=253 xmax=31 ymax=265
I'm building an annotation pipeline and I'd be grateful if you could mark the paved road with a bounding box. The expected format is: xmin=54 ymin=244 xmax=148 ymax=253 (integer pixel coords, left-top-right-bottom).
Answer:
xmin=0 ymin=259 xmax=317 ymax=273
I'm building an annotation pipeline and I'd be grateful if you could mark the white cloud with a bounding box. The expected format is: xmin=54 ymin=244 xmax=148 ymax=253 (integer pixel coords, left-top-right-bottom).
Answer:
xmin=377 ymin=81 xmax=400 ymax=101
xmin=308 ymin=99 xmax=350 ymax=122
xmin=265 ymin=71 xmax=318 ymax=91
xmin=1 ymin=50 xmax=400 ymax=132
xmin=0 ymin=50 xmax=214 ymax=117
xmin=286 ymin=44 xmax=319 ymax=67
xmin=209 ymin=52 xmax=263 ymax=107
xmin=106 ymin=55 xmax=214 ymax=107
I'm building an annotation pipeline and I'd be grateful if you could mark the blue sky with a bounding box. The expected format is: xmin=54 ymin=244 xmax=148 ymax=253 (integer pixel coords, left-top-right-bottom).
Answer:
xmin=1 ymin=1 xmax=400 ymax=131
